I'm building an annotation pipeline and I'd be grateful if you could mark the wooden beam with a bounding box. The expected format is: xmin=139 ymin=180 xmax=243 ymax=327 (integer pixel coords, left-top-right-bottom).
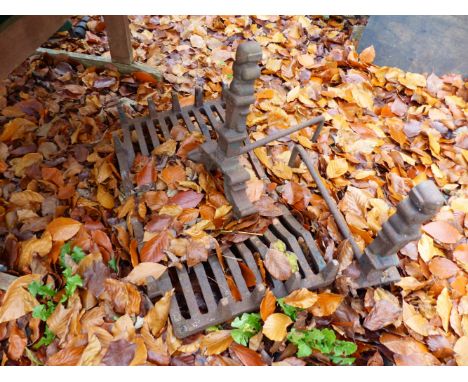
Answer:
xmin=36 ymin=47 xmax=161 ymax=80
xmin=0 ymin=272 xmax=17 ymax=291
xmin=104 ymin=15 xmax=133 ymax=65
xmin=0 ymin=15 xmax=69 ymax=80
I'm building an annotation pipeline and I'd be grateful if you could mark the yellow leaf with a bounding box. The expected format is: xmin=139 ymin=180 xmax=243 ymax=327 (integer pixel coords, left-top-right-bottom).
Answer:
xmin=326 ymin=158 xmax=348 ymax=179
xmin=451 ymin=198 xmax=468 ymax=214
xmin=254 ymin=147 xmax=273 ymax=169
xmin=214 ymin=205 xmax=232 ymax=219
xmin=417 ymin=233 xmax=438 ymax=262
xmin=454 ymin=336 xmax=468 ymax=366
xmin=402 ymin=301 xmax=430 ymax=336
xmin=398 ymin=72 xmax=426 ymax=90
xmin=144 ymin=289 xmax=173 ymax=337
xmin=428 ymin=132 xmax=440 ymax=156
xmin=284 ymin=288 xmax=318 ymax=309
xmin=436 ymin=287 xmax=452 ymax=332
xmin=262 ymin=313 xmax=293 ymax=342
xmin=0 ymin=274 xmax=40 ymax=324
xmin=271 ymin=162 xmax=293 ymax=180
xmin=309 ymin=292 xmax=344 ymax=317
xmin=201 ymin=330 xmax=233 ymax=355
xmin=153 ymin=139 xmax=177 ymax=156
xmin=96 ymin=185 xmax=115 ymax=209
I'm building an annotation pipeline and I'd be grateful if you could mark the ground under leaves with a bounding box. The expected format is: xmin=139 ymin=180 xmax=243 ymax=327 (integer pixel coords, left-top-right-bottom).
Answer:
xmin=0 ymin=16 xmax=467 ymax=366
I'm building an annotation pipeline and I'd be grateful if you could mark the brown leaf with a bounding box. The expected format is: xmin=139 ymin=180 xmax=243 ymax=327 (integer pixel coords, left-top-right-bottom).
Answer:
xmin=18 ymin=231 xmax=52 ymax=270
xmin=201 ymin=330 xmax=233 ymax=355
xmin=140 ymin=230 xmax=170 ymax=263
xmin=402 ymin=301 xmax=430 ymax=336
xmin=363 ymin=299 xmax=401 ymax=330
xmin=46 ymin=344 xmax=86 ymax=366
xmin=46 ymin=217 xmax=82 ymax=241
xmin=102 ymin=339 xmax=136 ymax=366
xmin=186 ymin=239 xmax=208 ymax=267
xmin=230 ymin=343 xmax=266 ymax=366
xmin=284 ymin=288 xmax=318 ymax=309
xmin=262 ymin=313 xmax=292 ymax=342
xmin=135 ymin=157 xmax=156 ymax=187
xmin=281 ymin=182 xmax=311 ymax=210
xmin=454 ymin=336 xmax=468 ymax=366
xmin=96 ymin=185 xmax=115 ymax=209
xmin=309 ymin=292 xmax=344 ymax=317
xmin=454 ymin=243 xmax=468 ymax=272
xmin=168 ymin=190 xmax=204 ymax=209
xmin=260 ymin=289 xmax=276 ymax=321
xmin=429 ymin=257 xmax=460 ymax=279
xmin=144 ymin=289 xmax=173 ymax=337
xmin=7 ymin=323 xmax=27 ymax=361
xmin=0 ymin=274 xmax=40 ymax=324
xmin=380 ymin=332 xmax=429 ymax=356
xmin=124 ymin=262 xmax=167 ymax=286
xmin=101 ymin=279 xmax=141 ymax=315
xmin=264 ymin=248 xmax=292 ymax=281
xmin=422 ymin=221 xmax=462 ymax=244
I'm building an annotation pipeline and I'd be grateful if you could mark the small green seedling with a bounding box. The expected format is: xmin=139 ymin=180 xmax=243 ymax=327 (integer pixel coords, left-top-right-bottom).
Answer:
xmin=230 ymin=312 xmax=262 ymax=346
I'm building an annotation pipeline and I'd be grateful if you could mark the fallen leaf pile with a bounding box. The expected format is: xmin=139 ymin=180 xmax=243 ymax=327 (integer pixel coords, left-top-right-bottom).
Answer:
xmin=0 ymin=15 xmax=467 ymax=366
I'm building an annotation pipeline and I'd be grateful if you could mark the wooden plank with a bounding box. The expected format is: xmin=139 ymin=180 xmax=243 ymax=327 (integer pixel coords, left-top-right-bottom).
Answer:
xmin=0 ymin=272 xmax=17 ymax=291
xmin=104 ymin=15 xmax=133 ymax=65
xmin=0 ymin=15 xmax=69 ymax=79
xmin=36 ymin=47 xmax=162 ymax=80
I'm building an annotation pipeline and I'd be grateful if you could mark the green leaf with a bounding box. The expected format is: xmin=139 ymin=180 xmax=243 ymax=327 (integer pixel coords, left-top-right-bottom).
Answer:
xmin=60 ymin=271 xmax=83 ymax=303
xmin=71 ymin=246 xmax=85 ymax=263
xmin=205 ymin=325 xmax=222 ymax=333
xmin=231 ymin=328 xmax=251 ymax=346
xmin=33 ymin=326 xmax=56 ymax=349
xmin=230 ymin=313 xmax=261 ymax=346
xmin=108 ymin=257 xmax=118 ymax=273
xmin=297 ymin=341 xmax=313 ymax=358
xmin=330 ymin=356 xmax=355 ymax=366
xmin=59 ymin=242 xmax=71 ymax=268
xmin=28 ymin=281 xmax=56 ymax=299
xmin=334 ymin=340 xmax=358 ymax=356
xmin=277 ymin=297 xmax=298 ymax=320
xmin=32 ymin=303 xmax=55 ymax=321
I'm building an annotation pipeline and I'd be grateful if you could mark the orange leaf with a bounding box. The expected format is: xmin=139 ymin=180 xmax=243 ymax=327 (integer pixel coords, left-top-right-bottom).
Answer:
xmin=422 ymin=221 xmax=462 ymax=244
xmin=160 ymin=164 xmax=186 ymax=189
xmin=124 ymin=262 xmax=167 ymax=285
xmin=47 ymin=217 xmax=82 ymax=242
xmin=226 ymin=275 xmax=241 ymax=302
xmin=260 ymin=289 xmax=276 ymax=321
xmin=359 ymin=45 xmax=375 ymax=64
xmin=96 ymin=185 xmax=115 ymax=209
xmin=132 ymin=71 xmax=158 ymax=84
xmin=239 ymin=262 xmax=257 ymax=288
xmin=309 ymin=292 xmax=344 ymax=317
xmin=230 ymin=343 xmax=266 ymax=366
xmin=284 ymin=288 xmax=318 ymax=309
xmin=201 ymin=330 xmax=233 ymax=355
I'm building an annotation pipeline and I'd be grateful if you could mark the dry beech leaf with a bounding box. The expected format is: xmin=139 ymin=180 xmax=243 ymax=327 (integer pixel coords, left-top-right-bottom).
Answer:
xmin=160 ymin=164 xmax=186 ymax=188
xmin=79 ymin=334 xmax=102 ymax=366
xmin=454 ymin=336 xmax=468 ymax=366
xmin=284 ymin=288 xmax=318 ymax=309
xmin=201 ymin=330 xmax=233 ymax=355
xmin=380 ymin=332 xmax=428 ymax=356
xmin=429 ymin=257 xmax=460 ymax=279
xmin=260 ymin=289 xmax=277 ymax=321
xmin=140 ymin=230 xmax=170 ymax=263
xmin=422 ymin=221 xmax=462 ymax=244
xmin=326 ymin=158 xmax=348 ymax=179
xmin=363 ymin=299 xmax=401 ymax=331
xmin=402 ymin=301 xmax=430 ymax=336
xmin=124 ymin=262 xmax=167 ymax=285
xmin=454 ymin=243 xmax=468 ymax=272
xmin=0 ymin=274 xmax=40 ymax=324
xmin=309 ymin=292 xmax=344 ymax=317
xmin=96 ymin=185 xmax=115 ymax=209
xmin=7 ymin=324 xmax=27 ymax=361
xmin=264 ymin=248 xmax=292 ymax=281
xmin=102 ymin=339 xmax=136 ymax=366
xmin=436 ymin=287 xmax=452 ymax=332
xmin=262 ymin=313 xmax=293 ymax=342
xmin=18 ymin=231 xmax=52 ymax=270
xmin=46 ymin=217 xmax=82 ymax=241
xmin=230 ymin=343 xmax=266 ymax=366
xmin=144 ymin=289 xmax=173 ymax=337
xmin=359 ymin=45 xmax=375 ymax=64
